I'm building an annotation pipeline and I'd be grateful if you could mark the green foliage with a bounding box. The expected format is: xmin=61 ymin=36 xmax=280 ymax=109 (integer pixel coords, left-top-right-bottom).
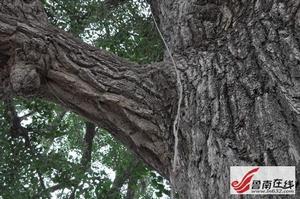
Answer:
xmin=44 ymin=0 xmax=163 ymax=63
xmin=0 ymin=0 xmax=169 ymax=198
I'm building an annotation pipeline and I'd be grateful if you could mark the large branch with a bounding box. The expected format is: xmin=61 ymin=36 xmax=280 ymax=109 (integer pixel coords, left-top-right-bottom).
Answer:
xmin=0 ymin=2 xmax=177 ymax=178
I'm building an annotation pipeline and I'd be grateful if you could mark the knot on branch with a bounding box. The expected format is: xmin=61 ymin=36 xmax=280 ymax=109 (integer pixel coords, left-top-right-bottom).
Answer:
xmin=10 ymin=35 xmax=46 ymax=96
xmin=14 ymin=36 xmax=50 ymax=75
xmin=10 ymin=62 xmax=41 ymax=96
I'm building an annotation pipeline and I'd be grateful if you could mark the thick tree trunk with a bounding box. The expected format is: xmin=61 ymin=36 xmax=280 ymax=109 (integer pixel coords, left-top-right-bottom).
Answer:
xmin=1 ymin=0 xmax=300 ymax=198
xmin=151 ymin=0 xmax=300 ymax=198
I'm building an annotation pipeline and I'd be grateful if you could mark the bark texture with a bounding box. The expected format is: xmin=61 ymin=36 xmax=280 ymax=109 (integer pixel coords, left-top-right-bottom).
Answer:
xmin=153 ymin=0 xmax=300 ymax=198
xmin=0 ymin=0 xmax=177 ymax=178
xmin=1 ymin=0 xmax=300 ymax=198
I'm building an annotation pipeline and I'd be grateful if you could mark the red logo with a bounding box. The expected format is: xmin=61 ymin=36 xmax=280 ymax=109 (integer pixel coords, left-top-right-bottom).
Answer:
xmin=231 ymin=167 xmax=259 ymax=193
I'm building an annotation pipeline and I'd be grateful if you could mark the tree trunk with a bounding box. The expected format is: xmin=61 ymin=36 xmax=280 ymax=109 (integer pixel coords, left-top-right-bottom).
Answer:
xmin=150 ymin=0 xmax=300 ymax=198
xmin=106 ymin=157 xmax=140 ymax=199
xmin=1 ymin=0 xmax=300 ymax=198
xmin=125 ymin=175 xmax=138 ymax=199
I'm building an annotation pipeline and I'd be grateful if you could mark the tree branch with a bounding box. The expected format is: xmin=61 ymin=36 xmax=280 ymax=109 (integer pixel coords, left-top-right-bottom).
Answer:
xmin=125 ymin=175 xmax=137 ymax=199
xmin=3 ymin=98 xmax=31 ymax=146
xmin=106 ymin=157 xmax=140 ymax=198
xmin=19 ymin=110 xmax=35 ymax=120
xmin=69 ymin=122 xmax=96 ymax=199
xmin=81 ymin=122 xmax=96 ymax=169
xmin=0 ymin=1 xmax=177 ymax=177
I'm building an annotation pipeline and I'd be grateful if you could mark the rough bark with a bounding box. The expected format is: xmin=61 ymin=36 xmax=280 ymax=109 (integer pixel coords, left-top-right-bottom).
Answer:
xmin=153 ymin=0 xmax=300 ymax=198
xmin=1 ymin=0 xmax=300 ymax=198
xmin=0 ymin=0 xmax=177 ymax=179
